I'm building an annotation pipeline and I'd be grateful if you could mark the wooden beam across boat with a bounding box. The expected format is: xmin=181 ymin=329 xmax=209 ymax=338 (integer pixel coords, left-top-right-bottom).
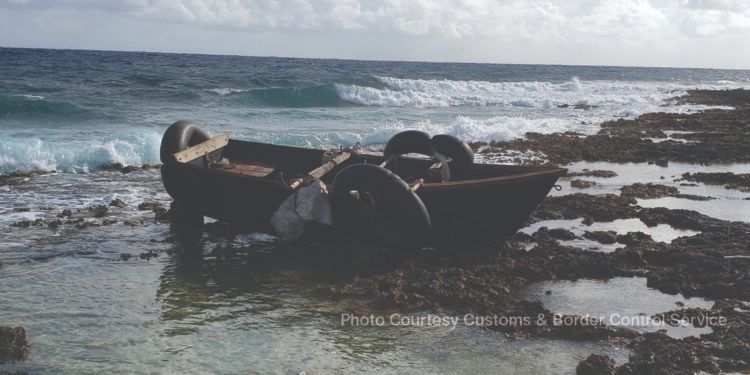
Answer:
xmin=172 ymin=134 xmax=229 ymax=163
xmin=288 ymin=151 xmax=351 ymax=190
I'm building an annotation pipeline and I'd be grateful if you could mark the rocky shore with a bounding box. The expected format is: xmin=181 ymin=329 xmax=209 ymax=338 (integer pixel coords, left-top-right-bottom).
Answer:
xmin=323 ymin=90 xmax=750 ymax=374
xmin=2 ymin=90 xmax=748 ymax=373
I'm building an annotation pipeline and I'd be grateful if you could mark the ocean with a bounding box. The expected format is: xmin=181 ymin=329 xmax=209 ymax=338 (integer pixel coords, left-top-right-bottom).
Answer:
xmin=2 ymin=47 xmax=749 ymax=174
xmin=2 ymin=48 xmax=750 ymax=374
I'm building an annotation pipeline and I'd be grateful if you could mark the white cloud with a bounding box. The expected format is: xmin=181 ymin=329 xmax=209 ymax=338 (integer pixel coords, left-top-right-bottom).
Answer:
xmin=2 ymin=0 xmax=747 ymax=38
xmin=0 ymin=0 xmax=749 ymax=68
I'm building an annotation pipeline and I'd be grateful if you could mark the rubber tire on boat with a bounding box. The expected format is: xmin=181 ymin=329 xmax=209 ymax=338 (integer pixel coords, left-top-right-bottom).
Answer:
xmin=330 ymin=164 xmax=431 ymax=249
xmin=159 ymin=121 xmax=211 ymax=163
xmin=430 ymin=134 xmax=474 ymax=163
xmin=383 ymin=130 xmax=433 ymax=158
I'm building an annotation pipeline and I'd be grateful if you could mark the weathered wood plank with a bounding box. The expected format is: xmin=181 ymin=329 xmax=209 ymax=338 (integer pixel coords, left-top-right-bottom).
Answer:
xmin=410 ymin=179 xmax=424 ymax=192
xmin=288 ymin=151 xmax=351 ymax=189
xmin=173 ymin=134 xmax=229 ymax=163
xmin=220 ymin=163 xmax=275 ymax=177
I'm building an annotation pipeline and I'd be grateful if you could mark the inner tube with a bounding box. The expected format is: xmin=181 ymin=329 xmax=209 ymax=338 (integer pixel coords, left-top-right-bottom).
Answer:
xmin=330 ymin=164 xmax=431 ymax=249
xmin=383 ymin=130 xmax=432 ymax=159
xmin=430 ymin=134 xmax=474 ymax=163
xmin=160 ymin=121 xmax=211 ymax=163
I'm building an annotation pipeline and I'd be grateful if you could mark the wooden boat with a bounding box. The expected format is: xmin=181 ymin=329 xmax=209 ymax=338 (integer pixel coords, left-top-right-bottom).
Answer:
xmin=160 ymin=121 xmax=566 ymax=247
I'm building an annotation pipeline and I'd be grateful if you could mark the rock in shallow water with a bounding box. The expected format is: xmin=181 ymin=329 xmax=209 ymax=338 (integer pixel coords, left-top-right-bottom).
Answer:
xmin=620 ymin=183 xmax=714 ymax=201
xmin=680 ymin=172 xmax=750 ymax=192
xmin=0 ymin=326 xmax=29 ymax=363
xmin=109 ymin=198 xmax=126 ymax=208
xmin=583 ymin=230 xmax=618 ymax=244
xmin=567 ymin=170 xmax=618 ymax=178
xmin=88 ymin=204 xmax=108 ymax=218
xmin=576 ymin=354 xmax=615 ymax=375
xmin=570 ymin=179 xmax=597 ymax=189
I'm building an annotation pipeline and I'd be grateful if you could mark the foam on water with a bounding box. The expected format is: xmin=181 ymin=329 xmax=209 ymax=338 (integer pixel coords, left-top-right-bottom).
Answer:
xmin=359 ymin=115 xmax=580 ymax=146
xmin=0 ymin=131 xmax=162 ymax=174
xmin=205 ymin=87 xmax=250 ymax=95
xmin=336 ymin=76 xmax=744 ymax=111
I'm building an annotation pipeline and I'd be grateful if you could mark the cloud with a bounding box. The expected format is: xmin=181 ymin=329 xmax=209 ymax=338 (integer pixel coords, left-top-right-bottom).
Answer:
xmin=1 ymin=0 xmax=749 ymax=68
xmin=2 ymin=0 xmax=747 ymax=39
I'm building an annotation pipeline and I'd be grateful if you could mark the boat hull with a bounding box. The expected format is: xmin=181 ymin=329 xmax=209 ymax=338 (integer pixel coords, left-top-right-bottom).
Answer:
xmin=161 ymin=139 xmax=565 ymax=246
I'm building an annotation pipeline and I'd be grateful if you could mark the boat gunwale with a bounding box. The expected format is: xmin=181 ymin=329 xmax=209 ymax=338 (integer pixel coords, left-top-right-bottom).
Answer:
xmin=182 ymin=138 xmax=567 ymax=191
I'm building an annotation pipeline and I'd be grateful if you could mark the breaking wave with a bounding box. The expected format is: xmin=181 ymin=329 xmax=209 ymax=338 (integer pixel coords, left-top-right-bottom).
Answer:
xmin=334 ymin=76 xmax=744 ymax=109
xmin=205 ymin=76 xmax=719 ymax=110
xmin=0 ymin=131 xmax=162 ymax=174
xmin=335 ymin=76 xmax=589 ymax=107
xmin=206 ymin=85 xmax=348 ymax=107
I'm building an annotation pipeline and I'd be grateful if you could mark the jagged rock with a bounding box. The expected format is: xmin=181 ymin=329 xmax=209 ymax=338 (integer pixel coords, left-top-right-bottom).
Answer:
xmin=88 ymin=205 xmax=108 ymax=218
xmin=680 ymin=172 xmax=750 ymax=192
xmin=547 ymin=228 xmax=578 ymax=241
xmin=0 ymin=326 xmax=29 ymax=363
xmin=576 ymin=354 xmax=615 ymax=375
xmin=102 ymin=218 xmax=118 ymax=226
xmin=153 ymin=207 xmax=170 ymax=220
xmin=616 ymin=231 xmax=653 ymax=246
xmin=11 ymin=218 xmax=47 ymax=228
xmin=124 ymin=219 xmax=143 ymax=227
xmin=620 ymin=183 xmax=714 ymax=201
xmin=570 ymin=179 xmax=596 ymax=189
xmin=583 ymin=230 xmax=618 ymax=244
xmin=108 ymin=198 xmax=126 ymax=208
xmin=139 ymin=251 xmax=159 ymax=260
xmin=567 ymin=170 xmax=618 ymax=178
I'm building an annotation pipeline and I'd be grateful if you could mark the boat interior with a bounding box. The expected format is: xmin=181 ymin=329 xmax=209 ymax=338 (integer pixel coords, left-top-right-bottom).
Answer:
xmin=187 ymin=138 xmax=562 ymax=186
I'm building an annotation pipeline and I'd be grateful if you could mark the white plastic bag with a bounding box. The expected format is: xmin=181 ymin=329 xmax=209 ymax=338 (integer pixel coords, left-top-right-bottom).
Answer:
xmin=270 ymin=180 xmax=332 ymax=240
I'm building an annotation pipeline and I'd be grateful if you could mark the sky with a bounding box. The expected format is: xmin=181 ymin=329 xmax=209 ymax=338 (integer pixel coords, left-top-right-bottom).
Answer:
xmin=0 ymin=0 xmax=749 ymax=69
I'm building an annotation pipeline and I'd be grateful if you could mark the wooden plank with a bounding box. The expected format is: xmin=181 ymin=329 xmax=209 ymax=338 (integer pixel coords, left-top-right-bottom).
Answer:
xmin=410 ymin=179 xmax=424 ymax=192
xmin=173 ymin=134 xmax=229 ymax=163
xmin=220 ymin=163 xmax=275 ymax=177
xmin=288 ymin=151 xmax=351 ymax=190
xmin=309 ymin=152 xmax=351 ymax=179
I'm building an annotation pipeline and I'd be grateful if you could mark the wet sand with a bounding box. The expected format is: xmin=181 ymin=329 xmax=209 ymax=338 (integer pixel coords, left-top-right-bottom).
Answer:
xmin=2 ymin=89 xmax=749 ymax=374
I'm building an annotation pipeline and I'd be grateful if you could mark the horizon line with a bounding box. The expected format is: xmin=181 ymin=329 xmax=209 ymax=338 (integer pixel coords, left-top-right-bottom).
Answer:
xmin=2 ymin=45 xmax=748 ymax=72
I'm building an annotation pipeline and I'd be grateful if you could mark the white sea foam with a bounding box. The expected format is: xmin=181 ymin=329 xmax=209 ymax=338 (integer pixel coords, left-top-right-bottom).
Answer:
xmin=16 ymin=94 xmax=46 ymax=100
xmin=358 ymin=116 xmax=581 ymax=146
xmin=0 ymin=131 xmax=162 ymax=174
xmin=328 ymin=76 xmax=748 ymax=145
xmin=336 ymin=76 xmax=747 ymax=109
xmin=206 ymin=88 xmax=250 ymax=95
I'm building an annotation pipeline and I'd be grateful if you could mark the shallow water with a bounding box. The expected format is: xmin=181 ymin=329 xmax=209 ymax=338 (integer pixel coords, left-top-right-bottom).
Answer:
xmin=0 ymin=172 xmax=630 ymax=374
xmin=526 ymin=277 xmax=714 ymax=339
xmin=556 ymin=161 xmax=750 ymax=223
xmin=520 ymin=218 xmax=699 ymax=252
xmin=0 ymin=170 xmax=638 ymax=374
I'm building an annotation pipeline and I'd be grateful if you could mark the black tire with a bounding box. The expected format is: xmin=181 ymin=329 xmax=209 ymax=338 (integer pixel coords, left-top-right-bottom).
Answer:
xmin=160 ymin=121 xmax=211 ymax=163
xmin=430 ymin=134 xmax=474 ymax=163
xmin=383 ymin=130 xmax=432 ymax=158
xmin=330 ymin=164 xmax=431 ymax=249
